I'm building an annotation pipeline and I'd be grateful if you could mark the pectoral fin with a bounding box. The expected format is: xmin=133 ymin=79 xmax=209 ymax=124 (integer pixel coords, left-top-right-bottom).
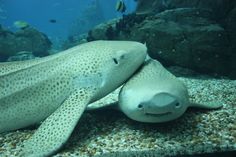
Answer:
xmin=190 ymin=101 xmax=223 ymax=109
xmin=86 ymin=102 xmax=118 ymax=111
xmin=21 ymin=89 xmax=91 ymax=157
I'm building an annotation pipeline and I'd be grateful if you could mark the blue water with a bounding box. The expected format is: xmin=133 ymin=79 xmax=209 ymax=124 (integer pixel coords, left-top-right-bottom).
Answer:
xmin=0 ymin=0 xmax=136 ymax=44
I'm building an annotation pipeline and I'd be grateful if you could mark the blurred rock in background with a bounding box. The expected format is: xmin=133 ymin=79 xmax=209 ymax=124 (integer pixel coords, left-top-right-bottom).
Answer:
xmin=87 ymin=0 xmax=236 ymax=79
xmin=0 ymin=26 xmax=52 ymax=61
xmin=7 ymin=51 xmax=38 ymax=62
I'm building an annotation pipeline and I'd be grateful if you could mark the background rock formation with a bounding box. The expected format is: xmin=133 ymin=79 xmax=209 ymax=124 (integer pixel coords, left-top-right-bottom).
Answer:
xmin=87 ymin=0 xmax=236 ymax=79
xmin=0 ymin=27 xmax=52 ymax=61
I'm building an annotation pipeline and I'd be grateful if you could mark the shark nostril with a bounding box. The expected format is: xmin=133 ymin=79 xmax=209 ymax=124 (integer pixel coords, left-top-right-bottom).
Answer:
xmin=113 ymin=58 xmax=119 ymax=64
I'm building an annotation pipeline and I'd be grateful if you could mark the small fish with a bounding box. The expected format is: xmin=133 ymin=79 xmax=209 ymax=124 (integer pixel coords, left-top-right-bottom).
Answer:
xmin=49 ymin=19 xmax=57 ymax=23
xmin=13 ymin=20 xmax=29 ymax=29
xmin=116 ymin=0 xmax=126 ymax=13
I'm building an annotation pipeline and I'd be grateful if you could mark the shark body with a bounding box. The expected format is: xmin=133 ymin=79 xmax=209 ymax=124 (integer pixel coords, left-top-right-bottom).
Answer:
xmin=119 ymin=59 xmax=223 ymax=123
xmin=87 ymin=58 xmax=222 ymax=123
xmin=0 ymin=40 xmax=147 ymax=156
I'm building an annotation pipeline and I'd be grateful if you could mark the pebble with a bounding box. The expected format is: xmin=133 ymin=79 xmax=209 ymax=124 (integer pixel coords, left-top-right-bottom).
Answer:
xmin=0 ymin=75 xmax=235 ymax=157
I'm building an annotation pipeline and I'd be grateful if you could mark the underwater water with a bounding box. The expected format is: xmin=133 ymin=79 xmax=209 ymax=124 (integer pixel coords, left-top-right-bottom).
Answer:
xmin=0 ymin=0 xmax=136 ymax=48
xmin=0 ymin=0 xmax=236 ymax=157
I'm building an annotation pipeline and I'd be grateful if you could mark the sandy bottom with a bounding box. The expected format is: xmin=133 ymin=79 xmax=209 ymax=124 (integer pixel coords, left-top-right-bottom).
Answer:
xmin=0 ymin=74 xmax=235 ymax=157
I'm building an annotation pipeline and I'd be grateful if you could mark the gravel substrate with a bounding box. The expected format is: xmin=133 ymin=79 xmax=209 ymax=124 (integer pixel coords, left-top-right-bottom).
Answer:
xmin=0 ymin=74 xmax=235 ymax=157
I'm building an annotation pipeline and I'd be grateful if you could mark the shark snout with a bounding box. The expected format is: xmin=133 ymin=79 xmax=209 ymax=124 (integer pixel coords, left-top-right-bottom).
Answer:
xmin=138 ymin=93 xmax=181 ymax=115
xmin=128 ymin=42 xmax=147 ymax=62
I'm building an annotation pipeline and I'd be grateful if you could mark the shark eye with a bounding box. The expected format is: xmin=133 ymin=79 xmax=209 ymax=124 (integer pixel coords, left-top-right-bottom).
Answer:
xmin=137 ymin=104 xmax=143 ymax=109
xmin=112 ymin=58 xmax=119 ymax=65
xmin=175 ymin=102 xmax=181 ymax=108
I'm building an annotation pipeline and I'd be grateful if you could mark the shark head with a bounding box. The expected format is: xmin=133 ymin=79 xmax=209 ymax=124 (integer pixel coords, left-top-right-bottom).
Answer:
xmin=79 ymin=40 xmax=147 ymax=102
xmin=118 ymin=60 xmax=189 ymax=123
xmin=123 ymin=92 xmax=188 ymax=123
xmin=0 ymin=40 xmax=146 ymax=156
xmin=119 ymin=85 xmax=189 ymax=123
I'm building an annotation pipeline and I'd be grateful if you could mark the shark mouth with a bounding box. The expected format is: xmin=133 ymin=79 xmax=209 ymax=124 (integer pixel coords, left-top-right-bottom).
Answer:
xmin=145 ymin=112 xmax=172 ymax=117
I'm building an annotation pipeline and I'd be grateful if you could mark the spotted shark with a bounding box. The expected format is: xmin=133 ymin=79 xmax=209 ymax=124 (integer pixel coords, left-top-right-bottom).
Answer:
xmin=0 ymin=40 xmax=147 ymax=156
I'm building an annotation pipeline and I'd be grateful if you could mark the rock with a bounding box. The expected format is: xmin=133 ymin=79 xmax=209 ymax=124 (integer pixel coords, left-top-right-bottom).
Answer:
xmin=135 ymin=0 xmax=236 ymax=20
xmin=167 ymin=66 xmax=200 ymax=77
xmin=88 ymin=14 xmax=147 ymax=41
xmin=132 ymin=9 xmax=231 ymax=76
xmin=225 ymin=8 xmax=236 ymax=47
xmin=135 ymin=0 xmax=168 ymax=15
xmin=225 ymin=7 xmax=236 ymax=78
xmin=4 ymin=49 xmax=61 ymax=64
xmin=0 ymin=27 xmax=52 ymax=58
xmin=61 ymin=34 xmax=88 ymax=50
xmin=88 ymin=8 xmax=234 ymax=78
xmin=0 ymin=28 xmax=18 ymax=57
xmin=7 ymin=51 xmax=38 ymax=62
xmin=0 ymin=55 xmax=8 ymax=62
xmin=14 ymin=28 xmax=52 ymax=56
xmin=87 ymin=18 xmax=119 ymax=41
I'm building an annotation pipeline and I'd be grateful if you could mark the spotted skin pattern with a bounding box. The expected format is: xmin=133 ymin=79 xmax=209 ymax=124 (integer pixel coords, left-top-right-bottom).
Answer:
xmin=0 ymin=40 xmax=147 ymax=156
xmin=23 ymin=88 xmax=92 ymax=157
xmin=118 ymin=59 xmax=223 ymax=123
xmin=88 ymin=59 xmax=223 ymax=123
